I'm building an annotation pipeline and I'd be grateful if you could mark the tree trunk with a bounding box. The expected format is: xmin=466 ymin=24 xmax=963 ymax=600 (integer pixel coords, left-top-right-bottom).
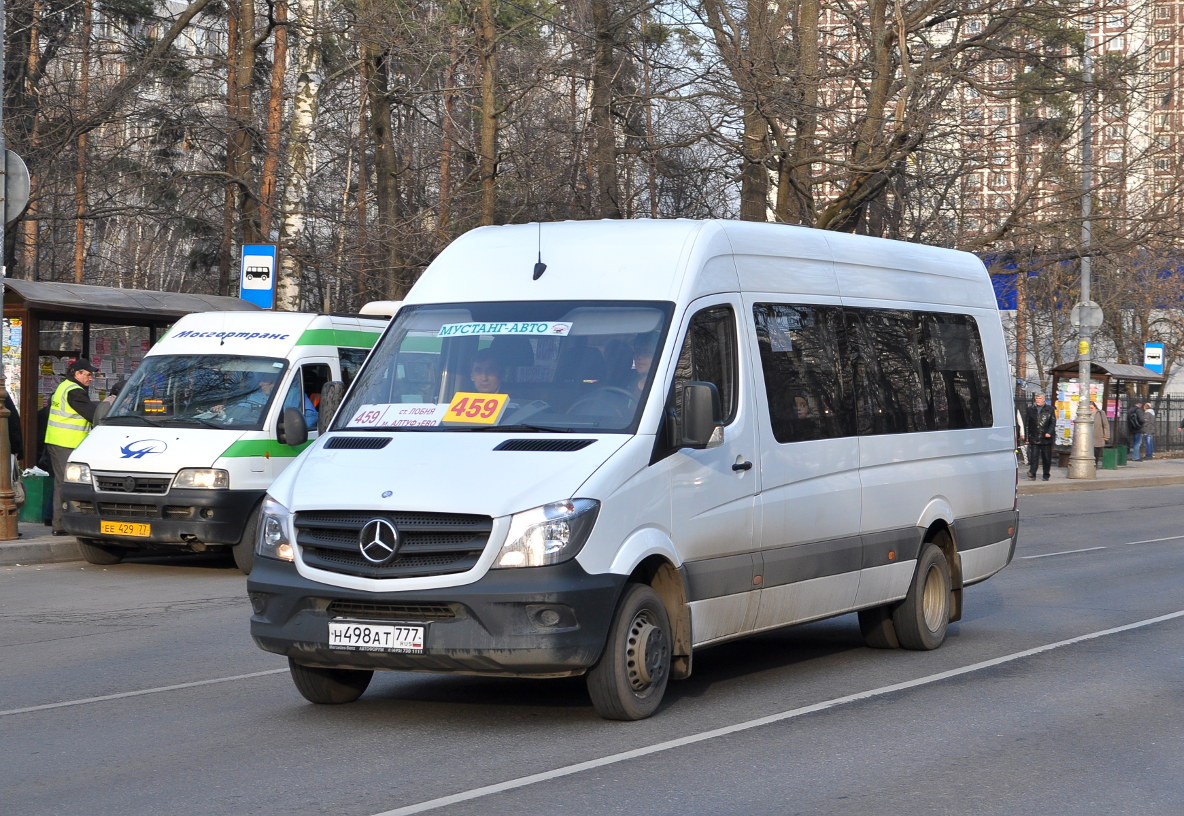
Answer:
xmin=73 ymin=0 xmax=92 ymax=284
xmin=360 ymin=43 xmax=405 ymax=300
xmin=276 ymin=0 xmax=323 ymax=311
xmin=589 ymin=0 xmax=621 ymax=218
xmin=476 ymin=0 xmax=499 ymax=224
xmin=259 ymin=0 xmax=290 ymax=239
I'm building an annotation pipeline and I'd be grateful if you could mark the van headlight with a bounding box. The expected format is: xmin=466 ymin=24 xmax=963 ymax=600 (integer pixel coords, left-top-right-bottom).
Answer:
xmin=64 ymin=462 xmax=92 ymax=484
xmin=173 ymin=468 xmax=229 ymax=489
xmin=494 ymin=499 xmax=599 ymax=568
xmin=256 ymin=495 xmax=295 ymax=562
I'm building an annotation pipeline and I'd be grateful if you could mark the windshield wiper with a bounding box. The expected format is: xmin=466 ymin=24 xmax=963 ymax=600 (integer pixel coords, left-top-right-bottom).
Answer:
xmin=463 ymin=423 xmax=581 ymax=433
xmin=104 ymin=415 xmax=164 ymax=427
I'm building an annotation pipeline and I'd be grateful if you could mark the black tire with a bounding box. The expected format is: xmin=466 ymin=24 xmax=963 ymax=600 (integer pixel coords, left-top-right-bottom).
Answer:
xmin=77 ymin=538 xmax=123 ymax=565
xmin=857 ymin=604 xmax=900 ymax=649
xmin=288 ymin=658 xmax=373 ymax=704
xmin=232 ymin=505 xmax=261 ymax=574
xmin=586 ymin=583 xmax=672 ymax=721
xmin=891 ymin=543 xmax=952 ymax=651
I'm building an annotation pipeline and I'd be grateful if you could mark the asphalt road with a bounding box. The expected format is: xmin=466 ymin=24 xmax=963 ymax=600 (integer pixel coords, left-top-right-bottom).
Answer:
xmin=3 ymin=487 xmax=1183 ymax=816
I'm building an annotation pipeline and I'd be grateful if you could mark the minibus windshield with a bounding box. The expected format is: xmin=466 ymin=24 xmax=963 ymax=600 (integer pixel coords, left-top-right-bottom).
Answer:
xmin=104 ymin=354 xmax=288 ymax=430
xmin=335 ymin=301 xmax=672 ymax=433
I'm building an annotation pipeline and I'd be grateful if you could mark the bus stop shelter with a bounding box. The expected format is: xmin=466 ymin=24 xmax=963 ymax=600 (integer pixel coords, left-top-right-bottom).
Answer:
xmin=3 ymin=279 xmax=258 ymax=466
xmin=1048 ymin=360 xmax=1165 ymax=461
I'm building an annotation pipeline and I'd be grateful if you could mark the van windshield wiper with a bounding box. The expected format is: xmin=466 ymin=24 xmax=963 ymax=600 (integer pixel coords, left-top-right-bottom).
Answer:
xmin=462 ymin=423 xmax=580 ymax=433
xmin=103 ymin=415 xmax=164 ymax=427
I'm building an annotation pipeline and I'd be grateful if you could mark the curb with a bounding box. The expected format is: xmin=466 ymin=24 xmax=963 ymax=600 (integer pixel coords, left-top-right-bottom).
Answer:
xmin=0 ymin=536 xmax=82 ymax=567
xmin=1018 ymin=474 xmax=1184 ymax=495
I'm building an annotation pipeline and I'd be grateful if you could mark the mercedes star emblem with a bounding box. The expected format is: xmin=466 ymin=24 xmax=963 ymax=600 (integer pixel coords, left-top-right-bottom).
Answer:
xmin=359 ymin=518 xmax=400 ymax=565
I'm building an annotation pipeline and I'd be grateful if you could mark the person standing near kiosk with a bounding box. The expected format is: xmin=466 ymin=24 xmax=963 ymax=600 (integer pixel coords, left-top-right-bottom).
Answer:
xmin=45 ymin=359 xmax=98 ymax=534
xmin=1025 ymin=392 xmax=1055 ymax=480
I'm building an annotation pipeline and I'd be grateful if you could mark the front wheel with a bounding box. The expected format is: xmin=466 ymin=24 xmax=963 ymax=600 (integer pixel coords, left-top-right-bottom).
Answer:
xmin=288 ymin=659 xmax=373 ymax=704
xmin=586 ymin=583 xmax=672 ymax=720
xmin=232 ymin=505 xmax=261 ymax=574
xmin=77 ymin=538 xmax=124 ymax=565
xmin=891 ymin=543 xmax=952 ymax=650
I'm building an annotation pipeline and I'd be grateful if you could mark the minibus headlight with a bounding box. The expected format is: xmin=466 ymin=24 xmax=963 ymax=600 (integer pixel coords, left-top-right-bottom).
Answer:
xmin=173 ymin=468 xmax=230 ymax=489
xmin=495 ymin=499 xmax=600 ymax=568
xmin=64 ymin=462 xmax=92 ymax=484
xmin=256 ymin=495 xmax=295 ymax=562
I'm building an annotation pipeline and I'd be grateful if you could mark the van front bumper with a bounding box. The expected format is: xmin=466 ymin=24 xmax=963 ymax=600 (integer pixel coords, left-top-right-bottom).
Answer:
xmin=248 ymin=556 xmax=627 ymax=677
xmin=60 ymin=483 xmax=263 ymax=548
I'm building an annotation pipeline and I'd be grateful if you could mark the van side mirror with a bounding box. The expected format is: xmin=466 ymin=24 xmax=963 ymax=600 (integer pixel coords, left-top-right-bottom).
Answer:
xmin=679 ymin=381 xmax=724 ymax=449
xmin=94 ymin=401 xmax=112 ymax=425
xmin=317 ymin=381 xmax=346 ymax=434
xmin=277 ymin=407 xmax=308 ymax=447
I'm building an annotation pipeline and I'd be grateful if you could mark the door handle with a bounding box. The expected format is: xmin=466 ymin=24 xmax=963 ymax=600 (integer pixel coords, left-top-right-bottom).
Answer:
xmin=732 ymin=460 xmax=753 ymax=472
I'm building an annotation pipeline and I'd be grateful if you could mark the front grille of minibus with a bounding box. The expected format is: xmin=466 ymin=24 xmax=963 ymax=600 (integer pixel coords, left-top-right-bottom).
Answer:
xmin=94 ymin=474 xmax=172 ymax=494
xmin=295 ymin=510 xmax=492 ymax=579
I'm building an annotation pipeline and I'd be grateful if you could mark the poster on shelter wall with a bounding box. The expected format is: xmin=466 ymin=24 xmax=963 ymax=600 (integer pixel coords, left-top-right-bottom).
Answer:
xmin=1054 ymin=378 xmax=1103 ymax=448
xmin=2 ymin=319 xmax=21 ymax=405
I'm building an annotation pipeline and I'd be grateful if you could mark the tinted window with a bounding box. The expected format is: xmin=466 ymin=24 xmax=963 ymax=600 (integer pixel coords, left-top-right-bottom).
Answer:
xmin=754 ymin=304 xmax=852 ymax=442
xmin=754 ymin=304 xmax=993 ymax=441
xmin=671 ymin=305 xmax=738 ymax=423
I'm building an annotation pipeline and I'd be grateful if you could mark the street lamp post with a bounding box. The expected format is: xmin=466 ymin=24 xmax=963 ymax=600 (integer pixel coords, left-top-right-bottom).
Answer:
xmin=1068 ymin=25 xmax=1097 ymax=480
xmin=0 ymin=0 xmax=17 ymax=535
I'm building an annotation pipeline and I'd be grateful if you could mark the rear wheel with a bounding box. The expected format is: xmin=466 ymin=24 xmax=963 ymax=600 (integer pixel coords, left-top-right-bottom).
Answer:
xmin=288 ymin=659 xmax=373 ymax=704
xmin=857 ymin=604 xmax=900 ymax=649
xmin=77 ymin=538 xmax=123 ymax=565
xmin=586 ymin=583 xmax=672 ymax=720
xmin=891 ymin=543 xmax=952 ymax=650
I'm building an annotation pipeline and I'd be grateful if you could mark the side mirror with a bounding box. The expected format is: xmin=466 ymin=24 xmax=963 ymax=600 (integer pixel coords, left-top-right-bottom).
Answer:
xmin=679 ymin=381 xmax=723 ymax=449
xmin=317 ymin=381 xmax=346 ymax=434
xmin=277 ymin=407 xmax=308 ymax=447
xmin=93 ymin=401 xmax=112 ymax=425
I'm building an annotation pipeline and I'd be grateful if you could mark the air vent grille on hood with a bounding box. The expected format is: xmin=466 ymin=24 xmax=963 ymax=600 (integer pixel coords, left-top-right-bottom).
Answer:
xmin=494 ymin=439 xmax=595 ymax=452
xmin=324 ymin=436 xmax=391 ymax=450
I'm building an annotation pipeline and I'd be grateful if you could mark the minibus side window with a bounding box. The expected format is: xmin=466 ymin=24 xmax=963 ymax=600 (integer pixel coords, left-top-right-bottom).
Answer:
xmin=338 ymin=348 xmax=370 ymax=386
xmin=848 ymin=309 xmax=927 ymax=435
xmin=918 ymin=313 xmax=993 ymax=429
xmin=753 ymin=304 xmax=852 ymax=442
xmin=671 ymin=306 xmax=738 ymax=424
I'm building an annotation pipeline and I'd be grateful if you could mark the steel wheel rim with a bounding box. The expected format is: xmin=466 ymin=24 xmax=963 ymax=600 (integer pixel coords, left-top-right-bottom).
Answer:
xmin=625 ymin=609 xmax=668 ymax=692
xmin=921 ymin=564 xmax=947 ymax=632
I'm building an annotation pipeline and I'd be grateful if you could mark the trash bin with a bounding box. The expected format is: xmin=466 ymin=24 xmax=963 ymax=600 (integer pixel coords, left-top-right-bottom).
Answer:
xmin=1116 ymin=445 xmax=1127 ymax=467
xmin=1101 ymin=447 xmax=1118 ymax=470
xmin=18 ymin=473 xmax=48 ymax=523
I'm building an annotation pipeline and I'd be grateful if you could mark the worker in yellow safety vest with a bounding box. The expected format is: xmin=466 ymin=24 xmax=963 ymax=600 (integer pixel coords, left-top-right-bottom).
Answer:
xmin=45 ymin=358 xmax=98 ymax=534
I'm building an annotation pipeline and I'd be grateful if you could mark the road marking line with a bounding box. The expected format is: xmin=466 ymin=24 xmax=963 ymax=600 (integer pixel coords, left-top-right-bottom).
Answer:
xmin=0 ymin=668 xmax=288 ymax=717
xmin=1022 ymin=546 xmax=1107 ymax=559
xmin=368 ymin=609 xmax=1184 ymax=816
xmin=1022 ymin=534 xmax=1184 ymax=560
xmin=1128 ymin=534 xmax=1184 ymax=545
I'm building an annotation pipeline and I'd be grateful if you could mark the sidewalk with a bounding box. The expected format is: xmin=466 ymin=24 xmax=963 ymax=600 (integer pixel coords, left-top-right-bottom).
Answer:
xmin=4 ymin=456 xmax=1184 ymax=567
xmin=1018 ymin=451 xmax=1184 ymax=495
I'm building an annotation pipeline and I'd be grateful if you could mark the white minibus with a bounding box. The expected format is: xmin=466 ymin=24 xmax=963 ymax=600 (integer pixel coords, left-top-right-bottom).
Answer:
xmin=60 ymin=310 xmax=388 ymax=571
xmin=248 ymin=220 xmax=1019 ymax=719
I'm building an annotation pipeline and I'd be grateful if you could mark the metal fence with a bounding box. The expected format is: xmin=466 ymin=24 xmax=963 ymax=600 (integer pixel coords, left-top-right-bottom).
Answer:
xmin=1016 ymin=395 xmax=1184 ymax=454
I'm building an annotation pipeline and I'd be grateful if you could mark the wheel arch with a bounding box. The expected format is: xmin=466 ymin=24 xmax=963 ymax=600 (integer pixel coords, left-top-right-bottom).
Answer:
xmin=629 ymin=555 xmax=693 ymax=680
xmin=921 ymin=520 xmax=964 ymax=623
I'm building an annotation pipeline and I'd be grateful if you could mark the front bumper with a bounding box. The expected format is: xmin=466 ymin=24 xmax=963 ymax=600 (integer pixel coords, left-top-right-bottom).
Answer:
xmin=60 ymin=483 xmax=263 ymax=548
xmin=248 ymin=556 xmax=626 ymax=677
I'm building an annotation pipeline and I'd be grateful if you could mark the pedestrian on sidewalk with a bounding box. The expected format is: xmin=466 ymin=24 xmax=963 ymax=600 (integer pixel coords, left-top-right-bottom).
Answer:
xmin=1075 ymin=400 xmax=1110 ymax=466
xmin=1128 ymin=400 xmax=1146 ymax=461
xmin=44 ymin=358 xmax=98 ymax=534
xmin=1142 ymin=402 xmax=1156 ymax=459
xmin=1025 ymin=392 xmax=1055 ymax=481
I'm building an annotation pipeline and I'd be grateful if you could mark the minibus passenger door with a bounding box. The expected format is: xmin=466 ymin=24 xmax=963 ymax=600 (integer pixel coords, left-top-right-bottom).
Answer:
xmin=664 ymin=300 xmax=763 ymax=643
